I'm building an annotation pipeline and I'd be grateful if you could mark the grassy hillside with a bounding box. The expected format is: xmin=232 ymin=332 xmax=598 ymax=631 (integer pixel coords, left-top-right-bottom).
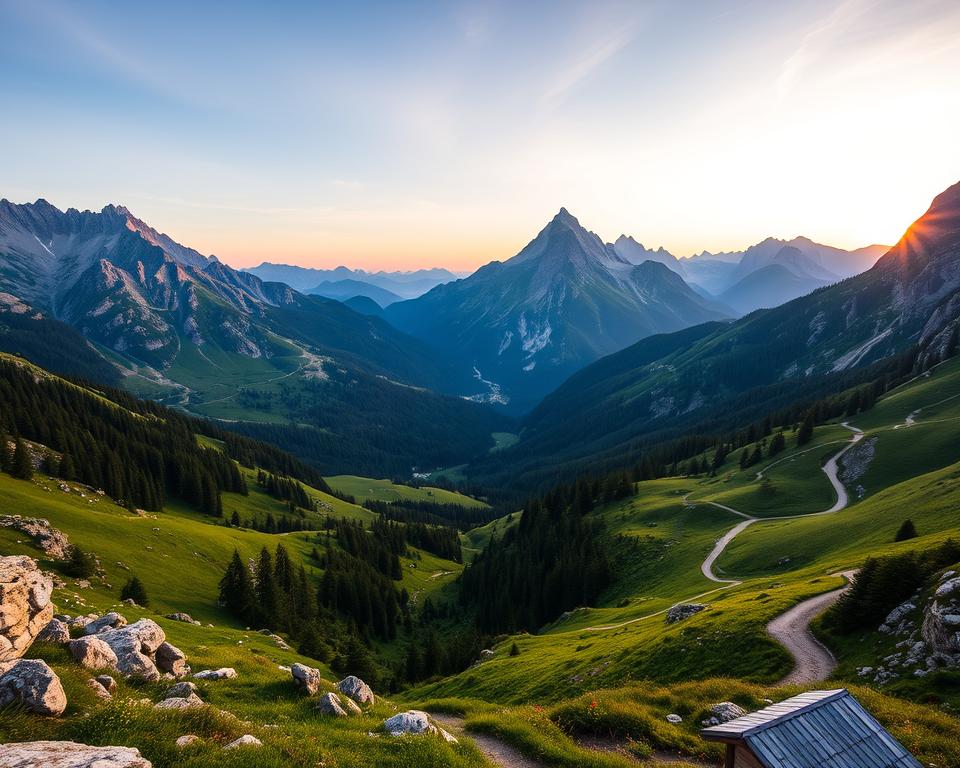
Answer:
xmin=326 ymin=475 xmax=488 ymax=509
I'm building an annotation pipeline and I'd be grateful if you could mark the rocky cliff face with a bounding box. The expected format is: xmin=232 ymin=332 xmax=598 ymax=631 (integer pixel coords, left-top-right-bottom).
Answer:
xmin=0 ymin=555 xmax=54 ymax=662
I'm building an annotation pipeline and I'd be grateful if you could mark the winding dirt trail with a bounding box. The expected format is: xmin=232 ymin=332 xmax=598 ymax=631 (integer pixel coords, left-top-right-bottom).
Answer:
xmin=767 ymin=570 xmax=857 ymax=684
xmin=429 ymin=714 xmax=545 ymax=768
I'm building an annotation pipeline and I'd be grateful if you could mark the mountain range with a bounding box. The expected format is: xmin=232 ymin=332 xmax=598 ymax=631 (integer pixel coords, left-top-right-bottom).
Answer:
xmin=615 ymin=232 xmax=888 ymax=313
xmin=469 ymin=180 xmax=960 ymax=488
xmin=0 ymin=199 xmax=507 ymax=475
xmin=245 ymin=263 xmax=460 ymax=299
xmin=384 ymin=208 xmax=732 ymax=412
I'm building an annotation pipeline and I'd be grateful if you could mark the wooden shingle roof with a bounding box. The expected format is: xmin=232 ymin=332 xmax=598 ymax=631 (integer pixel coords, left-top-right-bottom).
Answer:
xmin=700 ymin=689 xmax=922 ymax=768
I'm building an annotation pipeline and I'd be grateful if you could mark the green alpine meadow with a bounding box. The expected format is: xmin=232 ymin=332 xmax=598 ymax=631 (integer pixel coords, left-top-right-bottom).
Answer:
xmin=3 ymin=3 xmax=960 ymax=767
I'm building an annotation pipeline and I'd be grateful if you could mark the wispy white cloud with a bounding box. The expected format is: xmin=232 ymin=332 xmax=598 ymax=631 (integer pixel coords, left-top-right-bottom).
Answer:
xmin=541 ymin=23 xmax=638 ymax=108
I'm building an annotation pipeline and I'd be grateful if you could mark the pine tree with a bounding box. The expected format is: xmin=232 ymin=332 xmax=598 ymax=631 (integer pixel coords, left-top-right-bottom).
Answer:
xmin=894 ymin=519 xmax=917 ymax=542
xmin=509 ymin=641 xmax=520 ymax=657
xmin=768 ymin=430 xmax=786 ymax=457
xmin=797 ymin=411 xmax=815 ymax=446
xmin=219 ymin=550 xmax=254 ymax=619
xmin=254 ymin=547 xmax=280 ymax=629
xmin=121 ymin=576 xmax=150 ymax=606
xmin=64 ymin=544 xmax=95 ymax=578
xmin=10 ymin=438 xmax=32 ymax=480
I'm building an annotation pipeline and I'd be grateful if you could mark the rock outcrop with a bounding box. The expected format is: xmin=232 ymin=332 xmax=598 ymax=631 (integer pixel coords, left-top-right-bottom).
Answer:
xmin=69 ymin=636 xmax=119 ymax=670
xmin=337 ymin=675 xmax=374 ymax=707
xmin=666 ymin=603 xmax=705 ymax=623
xmin=922 ymin=576 xmax=960 ymax=654
xmin=164 ymin=681 xmax=197 ymax=699
xmin=37 ymin=618 xmax=71 ymax=644
xmin=0 ymin=741 xmax=151 ymax=767
xmin=97 ymin=620 xmax=166 ymax=680
xmin=165 ymin=612 xmax=200 ymax=625
xmin=0 ymin=516 xmax=71 ymax=559
xmin=702 ymin=702 xmax=747 ymax=726
xmin=0 ymin=658 xmax=67 ymax=716
xmin=0 ymin=555 xmax=54 ymax=662
xmin=83 ymin=612 xmax=127 ymax=635
xmin=155 ymin=642 xmax=189 ymax=677
xmin=291 ymin=663 xmax=322 ymax=695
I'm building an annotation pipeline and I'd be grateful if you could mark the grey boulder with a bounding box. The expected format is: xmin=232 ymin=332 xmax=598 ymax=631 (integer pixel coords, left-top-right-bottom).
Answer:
xmin=0 ymin=658 xmax=67 ymax=716
xmin=337 ymin=675 xmax=374 ymax=706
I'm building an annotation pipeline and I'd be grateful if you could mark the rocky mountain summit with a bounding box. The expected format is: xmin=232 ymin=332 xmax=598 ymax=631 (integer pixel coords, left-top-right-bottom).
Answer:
xmin=386 ymin=208 xmax=730 ymax=411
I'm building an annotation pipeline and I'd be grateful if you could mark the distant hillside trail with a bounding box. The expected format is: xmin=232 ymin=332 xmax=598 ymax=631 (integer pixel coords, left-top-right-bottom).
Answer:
xmin=582 ymin=423 xmax=866 ymax=681
xmin=428 ymin=714 xmax=546 ymax=768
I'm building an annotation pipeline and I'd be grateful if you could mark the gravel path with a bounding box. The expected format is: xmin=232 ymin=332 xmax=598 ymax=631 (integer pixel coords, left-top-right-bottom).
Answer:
xmin=767 ymin=571 xmax=857 ymax=684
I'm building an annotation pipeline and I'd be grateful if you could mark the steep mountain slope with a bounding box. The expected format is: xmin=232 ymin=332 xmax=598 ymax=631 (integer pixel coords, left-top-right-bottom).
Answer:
xmin=307 ymin=278 xmax=403 ymax=306
xmin=246 ymin=263 xmax=459 ymax=298
xmin=612 ymin=234 xmax=686 ymax=275
xmin=385 ymin=209 xmax=731 ymax=412
xmin=0 ymin=200 xmax=507 ymax=475
xmin=474 ymin=180 xmax=960 ymax=485
xmin=719 ymin=262 xmax=830 ymax=314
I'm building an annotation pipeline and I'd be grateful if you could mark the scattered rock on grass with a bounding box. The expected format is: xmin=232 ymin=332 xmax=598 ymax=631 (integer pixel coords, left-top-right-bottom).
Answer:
xmin=193 ymin=667 xmax=236 ymax=680
xmin=164 ymin=681 xmax=197 ymax=699
xmin=337 ymin=675 xmax=374 ymax=706
xmin=666 ymin=604 xmax=705 ymax=623
xmin=383 ymin=711 xmax=457 ymax=743
xmin=155 ymin=642 xmax=190 ymax=677
xmin=86 ymin=678 xmax=112 ymax=700
xmin=666 ymin=713 xmax=683 ymax=724
xmin=165 ymin=613 xmax=200 ymax=625
xmin=155 ymin=693 xmax=204 ymax=710
xmin=96 ymin=675 xmax=117 ymax=692
xmin=316 ymin=691 xmax=348 ymax=717
xmin=176 ymin=735 xmax=200 ymax=748
xmin=223 ymin=735 xmax=261 ymax=750
xmin=291 ymin=663 xmax=322 ymax=695
xmin=0 ymin=658 xmax=67 ymax=716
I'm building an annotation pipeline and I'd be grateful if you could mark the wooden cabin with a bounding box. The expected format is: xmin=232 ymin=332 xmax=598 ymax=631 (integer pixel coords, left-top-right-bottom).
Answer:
xmin=700 ymin=689 xmax=922 ymax=768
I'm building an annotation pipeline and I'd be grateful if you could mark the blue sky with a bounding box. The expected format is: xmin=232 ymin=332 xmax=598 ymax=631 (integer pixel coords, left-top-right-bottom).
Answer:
xmin=2 ymin=0 xmax=959 ymax=270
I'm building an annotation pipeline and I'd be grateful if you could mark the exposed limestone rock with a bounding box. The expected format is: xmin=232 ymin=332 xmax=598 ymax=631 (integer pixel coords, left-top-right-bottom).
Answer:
xmin=96 ymin=620 xmax=166 ymax=680
xmin=0 ymin=555 xmax=54 ymax=662
xmin=316 ymin=691 xmax=348 ymax=717
xmin=86 ymin=677 xmax=112 ymax=700
xmin=155 ymin=693 xmax=203 ymax=710
xmin=0 ymin=516 xmax=71 ymax=559
xmin=165 ymin=612 xmax=200 ymax=625
xmin=0 ymin=658 xmax=67 ymax=716
xmin=69 ymin=636 xmax=119 ymax=671
xmin=702 ymin=702 xmax=747 ymax=726
xmin=155 ymin=642 xmax=189 ymax=677
xmin=666 ymin=713 xmax=683 ymax=724
xmin=37 ymin=618 xmax=71 ymax=644
xmin=337 ymin=675 xmax=374 ymax=706
xmin=193 ymin=667 xmax=236 ymax=680
xmin=0 ymin=741 xmax=151 ymax=767
xmin=84 ymin=612 xmax=127 ymax=635
xmin=383 ymin=710 xmax=457 ymax=743
xmin=176 ymin=735 xmax=200 ymax=748
xmin=223 ymin=735 xmax=261 ymax=750
xmin=291 ymin=662 xmax=322 ymax=695
xmin=164 ymin=681 xmax=197 ymax=699
xmin=96 ymin=674 xmax=117 ymax=692
xmin=666 ymin=603 xmax=705 ymax=623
